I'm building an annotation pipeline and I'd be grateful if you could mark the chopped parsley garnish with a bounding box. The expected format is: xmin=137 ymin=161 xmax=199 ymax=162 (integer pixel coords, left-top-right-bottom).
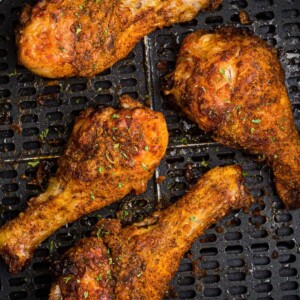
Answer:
xmin=251 ymin=119 xmax=261 ymax=124
xmin=75 ymin=26 xmax=82 ymax=35
xmin=98 ymin=166 xmax=104 ymax=173
xmin=112 ymin=114 xmax=120 ymax=119
xmin=96 ymin=274 xmax=103 ymax=281
xmin=200 ymin=160 xmax=208 ymax=167
xmin=39 ymin=128 xmax=49 ymax=141
xmin=118 ymin=182 xmax=123 ymax=188
xmin=27 ymin=161 xmax=40 ymax=167
xmin=141 ymin=162 xmax=147 ymax=171
xmin=63 ymin=276 xmax=72 ymax=284
xmin=114 ymin=143 xmax=120 ymax=149
xmin=49 ymin=240 xmax=55 ymax=254
xmin=189 ymin=216 xmax=196 ymax=222
xmin=84 ymin=291 xmax=88 ymax=299
xmin=90 ymin=193 xmax=95 ymax=200
xmin=251 ymin=127 xmax=255 ymax=134
xmin=58 ymin=45 xmax=66 ymax=52
xmin=144 ymin=145 xmax=149 ymax=151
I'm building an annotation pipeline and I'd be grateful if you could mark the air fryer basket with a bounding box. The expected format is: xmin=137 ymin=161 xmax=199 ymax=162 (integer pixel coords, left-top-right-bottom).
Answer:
xmin=0 ymin=0 xmax=300 ymax=299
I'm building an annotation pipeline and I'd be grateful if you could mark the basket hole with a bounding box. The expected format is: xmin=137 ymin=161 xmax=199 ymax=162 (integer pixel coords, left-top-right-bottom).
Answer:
xmin=227 ymin=258 xmax=245 ymax=268
xmin=203 ymin=288 xmax=222 ymax=297
xmin=70 ymin=96 xmax=88 ymax=106
xmin=0 ymin=76 xmax=9 ymax=84
xmin=255 ymin=283 xmax=273 ymax=293
xmin=257 ymin=25 xmax=276 ymax=34
xmin=228 ymin=272 xmax=246 ymax=281
xmin=46 ymin=111 xmax=63 ymax=121
xmin=0 ymin=49 xmax=7 ymax=57
xmin=251 ymin=243 xmax=269 ymax=252
xmin=225 ymin=231 xmax=242 ymax=241
xmin=253 ymin=256 xmax=270 ymax=266
xmin=201 ymin=261 xmax=219 ymax=270
xmin=256 ymin=11 xmax=274 ymax=20
xmin=283 ymin=23 xmax=300 ymax=35
xmin=275 ymin=227 xmax=293 ymax=236
xmin=275 ymin=213 xmax=292 ymax=223
xmin=18 ymin=87 xmax=36 ymax=96
xmin=200 ymin=247 xmax=218 ymax=256
xmin=250 ymin=229 xmax=268 ymax=239
xmin=2 ymin=196 xmax=20 ymax=206
xmin=178 ymin=290 xmax=196 ymax=299
xmin=279 ymin=268 xmax=297 ymax=277
xmin=282 ymin=9 xmax=299 ymax=19
xmin=276 ymin=240 xmax=295 ymax=250
xmin=199 ymin=234 xmax=216 ymax=243
xmin=23 ymin=141 xmax=41 ymax=150
xmin=191 ymin=154 xmax=210 ymax=162
xmin=229 ymin=285 xmax=247 ymax=295
xmin=177 ymin=276 xmax=195 ymax=286
xmin=0 ymin=129 xmax=14 ymax=138
xmin=120 ymin=78 xmax=137 ymax=87
xmin=41 ymin=98 xmax=62 ymax=108
xmin=0 ymin=143 xmax=15 ymax=152
xmin=21 ymin=114 xmax=38 ymax=124
xmin=20 ymin=101 xmax=37 ymax=109
xmin=0 ymin=170 xmax=17 ymax=179
xmin=253 ymin=0 xmax=273 ymax=7
xmin=70 ymin=82 xmax=87 ymax=92
xmin=8 ymin=278 xmax=26 ymax=287
xmin=281 ymin=281 xmax=298 ymax=291
xmin=178 ymin=263 xmax=192 ymax=272
xmin=95 ymin=94 xmax=113 ymax=104
xmin=17 ymin=73 xmax=35 ymax=83
xmin=216 ymin=152 xmax=235 ymax=160
xmin=0 ymin=63 xmax=8 ymax=70
xmin=9 ymin=291 xmax=28 ymax=300
xmin=229 ymin=0 xmax=248 ymax=9
xmin=22 ymin=127 xmax=39 ymax=137
xmin=94 ymin=80 xmax=112 ymax=90
xmin=1 ymin=183 xmax=18 ymax=192
xmin=225 ymin=245 xmax=243 ymax=254
xmin=205 ymin=16 xmax=223 ymax=24
xmin=203 ymin=274 xmax=220 ymax=284
xmin=32 ymin=262 xmax=50 ymax=271
xmin=3 ymin=210 xmax=20 ymax=221
xmin=118 ymin=64 xmax=136 ymax=74
xmin=0 ymin=89 xmax=11 ymax=98
xmin=166 ymin=156 xmax=184 ymax=164
xmin=34 ymin=274 xmax=52 ymax=285
xmin=278 ymin=254 xmax=296 ymax=264
xmin=253 ymin=270 xmax=272 ymax=279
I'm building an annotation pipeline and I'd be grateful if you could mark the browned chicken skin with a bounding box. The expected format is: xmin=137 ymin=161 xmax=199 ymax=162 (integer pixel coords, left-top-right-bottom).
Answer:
xmin=0 ymin=96 xmax=168 ymax=273
xmin=17 ymin=0 xmax=221 ymax=78
xmin=49 ymin=165 xmax=253 ymax=300
xmin=163 ymin=27 xmax=300 ymax=209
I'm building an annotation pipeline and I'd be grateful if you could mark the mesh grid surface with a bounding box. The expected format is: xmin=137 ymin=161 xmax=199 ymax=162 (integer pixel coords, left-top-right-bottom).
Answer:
xmin=0 ymin=0 xmax=300 ymax=299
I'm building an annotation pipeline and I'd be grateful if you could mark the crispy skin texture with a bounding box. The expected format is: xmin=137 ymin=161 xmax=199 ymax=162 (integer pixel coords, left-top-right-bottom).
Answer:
xmin=16 ymin=0 xmax=221 ymax=78
xmin=163 ymin=27 xmax=300 ymax=209
xmin=0 ymin=96 xmax=168 ymax=273
xmin=50 ymin=165 xmax=253 ymax=300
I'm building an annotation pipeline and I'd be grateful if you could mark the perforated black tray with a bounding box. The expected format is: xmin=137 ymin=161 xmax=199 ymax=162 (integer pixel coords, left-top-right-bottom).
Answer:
xmin=0 ymin=0 xmax=300 ymax=299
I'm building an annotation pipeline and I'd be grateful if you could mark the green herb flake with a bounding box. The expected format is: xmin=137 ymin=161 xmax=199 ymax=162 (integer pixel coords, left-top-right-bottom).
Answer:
xmin=114 ymin=143 xmax=120 ymax=149
xmin=90 ymin=193 xmax=95 ymax=201
xmin=251 ymin=119 xmax=262 ymax=124
xmin=125 ymin=116 xmax=131 ymax=119
xmin=189 ymin=216 xmax=196 ymax=222
xmin=118 ymin=182 xmax=123 ymax=188
xmin=251 ymin=127 xmax=255 ymax=134
xmin=96 ymin=228 xmax=101 ymax=239
xmin=49 ymin=240 xmax=55 ymax=254
xmin=96 ymin=274 xmax=103 ymax=281
xmin=84 ymin=291 xmax=88 ymax=299
xmin=39 ymin=128 xmax=49 ymax=141
xmin=75 ymin=27 xmax=82 ymax=35
xmin=274 ymin=154 xmax=278 ymax=159
xmin=137 ymin=272 xmax=143 ymax=278
xmin=112 ymin=114 xmax=120 ymax=119
xmin=27 ymin=160 xmax=40 ymax=168
xmin=201 ymin=86 xmax=206 ymax=93
xmin=200 ymin=160 xmax=208 ymax=167
xmin=144 ymin=145 xmax=149 ymax=151
xmin=107 ymin=249 xmax=110 ymax=255
xmin=109 ymin=258 xmax=113 ymax=265
xmin=79 ymin=5 xmax=84 ymax=10
xmin=98 ymin=166 xmax=104 ymax=173
xmin=93 ymin=63 xmax=97 ymax=69
xmin=141 ymin=162 xmax=147 ymax=171
xmin=63 ymin=276 xmax=72 ymax=284
xmin=58 ymin=45 xmax=66 ymax=52
xmin=121 ymin=152 xmax=129 ymax=159
xmin=243 ymin=171 xmax=249 ymax=177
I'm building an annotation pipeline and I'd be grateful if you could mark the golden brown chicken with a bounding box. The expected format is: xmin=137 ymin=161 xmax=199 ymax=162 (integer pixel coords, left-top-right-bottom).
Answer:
xmin=16 ymin=0 xmax=221 ymax=78
xmin=49 ymin=165 xmax=253 ymax=300
xmin=163 ymin=27 xmax=300 ymax=209
xmin=0 ymin=95 xmax=168 ymax=273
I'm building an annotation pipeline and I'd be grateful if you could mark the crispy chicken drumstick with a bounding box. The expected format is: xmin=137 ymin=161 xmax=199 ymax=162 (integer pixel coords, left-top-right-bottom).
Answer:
xmin=49 ymin=165 xmax=252 ymax=300
xmin=0 ymin=96 xmax=168 ymax=273
xmin=163 ymin=27 xmax=300 ymax=209
xmin=17 ymin=0 xmax=221 ymax=78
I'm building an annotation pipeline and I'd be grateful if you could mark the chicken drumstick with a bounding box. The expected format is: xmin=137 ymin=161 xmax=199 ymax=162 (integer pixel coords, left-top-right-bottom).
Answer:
xmin=163 ymin=27 xmax=300 ymax=209
xmin=49 ymin=165 xmax=252 ymax=300
xmin=0 ymin=96 xmax=168 ymax=273
xmin=17 ymin=0 xmax=221 ymax=78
